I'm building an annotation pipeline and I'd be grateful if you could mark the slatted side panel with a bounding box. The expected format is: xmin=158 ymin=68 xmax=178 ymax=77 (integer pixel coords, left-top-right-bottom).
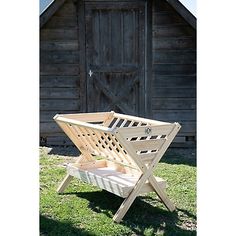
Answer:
xmin=57 ymin=120 xmax=139 ymax=169
xmin=152 ymin=0 xmax=196 ymax=147
xmin=118 ymin=124 xmax=175 ymax=163
xmin=40 ymin=0 xmax=80 ymax=146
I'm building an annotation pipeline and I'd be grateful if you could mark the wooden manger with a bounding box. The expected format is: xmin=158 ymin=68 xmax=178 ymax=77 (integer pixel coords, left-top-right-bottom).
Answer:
xmin=54 ymin=111 xmax=181 ymax=223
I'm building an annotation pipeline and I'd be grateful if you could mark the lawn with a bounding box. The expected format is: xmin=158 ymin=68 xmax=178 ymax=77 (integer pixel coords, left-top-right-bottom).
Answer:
xmin=40 ymin=146 xmax=196 ymax=236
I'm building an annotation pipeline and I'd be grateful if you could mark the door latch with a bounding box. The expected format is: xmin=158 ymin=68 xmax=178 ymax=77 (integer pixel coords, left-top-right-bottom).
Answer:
xmin=88 ymin=69 xmax=93 ymax=77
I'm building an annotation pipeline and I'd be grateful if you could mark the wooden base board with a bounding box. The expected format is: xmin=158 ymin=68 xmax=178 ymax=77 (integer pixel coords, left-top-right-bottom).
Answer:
xmin=67 ymin=160 xmax=166 ymax=198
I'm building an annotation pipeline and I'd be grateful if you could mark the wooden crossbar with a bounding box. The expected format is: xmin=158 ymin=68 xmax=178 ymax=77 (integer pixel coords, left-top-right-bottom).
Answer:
xmin=54 ymin=111 xmax=181 ymax=223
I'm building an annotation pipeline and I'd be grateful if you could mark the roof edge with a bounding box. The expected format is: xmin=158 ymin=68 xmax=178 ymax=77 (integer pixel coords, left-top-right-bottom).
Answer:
xmin=166 ymin=0 xmax=196 ymax=29
xmin=40 ymin=0 xmax=66 ymax=28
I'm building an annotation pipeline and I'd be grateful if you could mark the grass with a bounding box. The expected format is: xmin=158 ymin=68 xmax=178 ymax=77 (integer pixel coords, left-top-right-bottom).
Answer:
xmin=40 ymin=147 xmax=196 ymax=236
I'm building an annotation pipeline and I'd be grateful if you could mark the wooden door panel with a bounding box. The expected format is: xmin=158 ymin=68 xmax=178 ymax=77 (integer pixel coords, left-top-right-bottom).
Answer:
xmin=85 ymin=1 xmax=145 ymax=115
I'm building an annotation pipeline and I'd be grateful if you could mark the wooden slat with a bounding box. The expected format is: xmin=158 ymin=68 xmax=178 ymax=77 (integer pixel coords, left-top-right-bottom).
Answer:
xmin=153 ymin=110 xmax=196 ymax=121
xmin=40 ymin=29 xmax=78 ymax=40
xmin=40 ymin=64 xmax=79 ymax=76
xmin=54 ymin=115 xmax=113 ymax=133
xmin=40 ymin=41 xmax=78 ymax=51
xmin=153 ymin=12 xmax=184 ymax=25
xmin=152 ymin=75 xmax=196 ymax=88
xmin=40 ymin=76 xmax=79 ymax=88
xmin=40 ymin=88 xmax=78 ymax=99
xmin=40 ymin=99 xmax=79 ymax=111
xmin=152 ymin=98 xmax=196 ymax=109
xmin=117 ymin=124 xmax=175 ymax=138
xmin=130 ymin=139 xmax=166 ymax=151
xmin=54 ymin=1 xmax=76 ymax=17
xmin=43 ymin=16 xmax=77 ymax=28
xmin=153 ymin=49 xmax=196 ymax=64
xmin=153 ymin=37 xmax=195 ymax=50
xmin=40 ymin=51 xmax=79 ymax=64
xmin=152 ymin=64 xmax=196 ymax=75
xmin=59 ymin=112 xmax=109 ymax=122
xmin=151 ymin=87 xmax=196 ymax=98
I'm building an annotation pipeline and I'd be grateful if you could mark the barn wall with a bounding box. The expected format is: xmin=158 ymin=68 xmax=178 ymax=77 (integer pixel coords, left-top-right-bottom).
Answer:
xmin=40 ymin=0 xmax=80 ymax=145
xmin=40 ymin=0 xmax=196 ymax=147
xmin=151 ymin=0 xmax=196 ymax=147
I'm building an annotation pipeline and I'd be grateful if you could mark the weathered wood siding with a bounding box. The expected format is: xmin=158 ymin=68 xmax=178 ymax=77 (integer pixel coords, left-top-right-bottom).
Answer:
xmin=40 ymin=0 xmax=196 ymax=147
xmin=152 ymin=0 xmax=196 ymax=146
xmin=40 ymin=0 xmax=79 ymax=145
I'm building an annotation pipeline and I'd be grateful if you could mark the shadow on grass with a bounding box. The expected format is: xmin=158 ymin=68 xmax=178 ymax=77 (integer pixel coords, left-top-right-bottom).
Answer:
xmin=160 ymin=148 xmax=196 ymax=167
xmin=40 ymin=215 xmax=95 ymax=236
xmin=61 ymin=190 xmax=196 ymax=236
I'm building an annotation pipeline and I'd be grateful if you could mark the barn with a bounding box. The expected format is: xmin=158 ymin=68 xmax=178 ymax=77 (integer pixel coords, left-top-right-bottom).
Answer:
xmin=40 ymin=0 xmax=196 ymax=147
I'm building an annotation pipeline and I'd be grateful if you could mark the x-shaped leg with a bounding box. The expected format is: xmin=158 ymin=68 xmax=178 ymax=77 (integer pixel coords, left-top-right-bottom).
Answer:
xmin=113 ymin=124 xmax=180 ymax=222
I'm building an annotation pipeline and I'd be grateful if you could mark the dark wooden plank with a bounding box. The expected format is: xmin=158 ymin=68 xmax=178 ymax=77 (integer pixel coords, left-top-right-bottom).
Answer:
xmin=40 ymin=76 xmax=79 ymax=88
xmin=40 ymin=88 xmax=79 ymax=99
xmin=40 ymin=64 xmax=79 ymax=75
xmin=152 ymin=75 xmax=196 ymax=88
xmin=153 ymin=49 xmax=196 ymax=64
xmin=153 ymin=12 xmax=184 ymax=25
xmin=153 ymin=0 xmax=173 ymax=12
xmin=153 ymin=110 xmax=196 ymax=121
xmin=40 ymin=51 xmax=79 ymax=64
xmin=151 ymin=87 xmax=196 ymax=98
xmin=152 ymin=98 xmax=196 ymax=109
xmin=40 ymin=41 xmax=78 ymax=51
xmin=40 ymin=110 xmax=79 ymax=122
xmin=153 ymin=64 xmax=196 ymax=75
xmin=43 ymin=135 xmax=73 ymax=146
xmin=40 ymin=122 xmax=62 ymax=134
xmin=78 ymin=0 xmax=87 ymax=112
xmin=54 ymin=0 xmax=76 ymax=17
xmin=43 ymin=16 xmax=77 ymax=28
xmin=153 ymin=24 xmax=194 ymax=37
xmin=153 ymin=37 xmax=196 ymax=50
xmin=40 ymin=29 xmax=78 ymax=40
xmin=40 ymin=99 xmax=80 ymax=111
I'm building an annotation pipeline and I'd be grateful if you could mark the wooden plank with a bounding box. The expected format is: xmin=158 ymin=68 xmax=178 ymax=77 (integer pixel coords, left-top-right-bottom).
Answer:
xmin=153 ymin=110 xmax=196 ymax=121
xmin=40 ymin=64 xmax=79 ymax=75
xmin=40 ymin=99 xmax=79 ymax=111
xmin=40 ymin=29 xmax=78 ymax=41
xmin=57 ymin=174 xmax=74 ymax=193
xmin=153 ymin=49 xmax=196 ymax=64
xmin=152 ymin=64 xmax=196 ymax=75
xmin=151 ymin=87 xmax=196 ymax=98
xmin=153 ymin=37 xmax=196 ymax=50
xmin=40 ymin=88 xmax=79 ymax=99
xmin=40 ymin=41 xmax=78 ymax=51
xmin=40 ymin=76 xmax=79 ymax=88
xmin=152 ymin=98 xmax=196 ymax=109
xmin=152 ymin=75 xmax=196 ymax=88
xmin=78 ymin=0 xmax=87 ymax=112
xmin=42 ymin=134 xmax=73 ymax=146
xmin=43 ymin=16 xmax=77 ymax=28
xmin=40 ymin=50 xmax=79 ymax=64
xmin=130 ymin=139 xmax=166 ymax=151
xmin=54 ymin=0 xmax=76 ymax=17
xmin=40 ymin=122 xmax=62 ymax=134
xmin=153 ymin=24 xmax=195 ymax=37
xmin=40 ymin=111 xmax=80 ymax=122
xmin=117 ymin=124 xmax=175 ymax=138
xmin=153 ymin=12 xmax=184 ymax=25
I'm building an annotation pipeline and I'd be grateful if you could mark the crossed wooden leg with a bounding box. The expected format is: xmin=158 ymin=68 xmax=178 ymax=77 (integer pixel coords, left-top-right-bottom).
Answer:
xmin=57 ymin=154 xmax=92 ymax=193
xmin=113 ymin=160 xmax=175 ymax=223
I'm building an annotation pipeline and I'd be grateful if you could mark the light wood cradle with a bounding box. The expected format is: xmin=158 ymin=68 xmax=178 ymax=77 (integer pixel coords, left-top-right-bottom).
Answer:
xmin=54 ymin=111 xmax=181 ymax=223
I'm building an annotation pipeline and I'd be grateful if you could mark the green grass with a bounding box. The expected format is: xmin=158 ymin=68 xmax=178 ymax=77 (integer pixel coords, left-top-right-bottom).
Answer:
xmin=40 ymin=147 xmax=196 ymax=236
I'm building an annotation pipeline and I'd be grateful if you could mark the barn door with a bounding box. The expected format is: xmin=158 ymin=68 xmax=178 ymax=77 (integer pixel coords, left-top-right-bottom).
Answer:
xmin=85 ymin=1 xmax=146 ymax=116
